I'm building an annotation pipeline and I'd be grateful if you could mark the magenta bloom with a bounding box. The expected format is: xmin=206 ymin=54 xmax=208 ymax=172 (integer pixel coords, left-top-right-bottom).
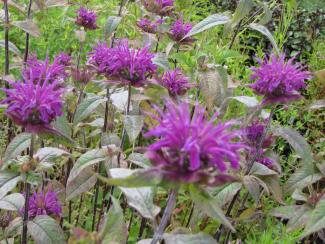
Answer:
xmin=137 ymin=18 xmax=160 ymax=34
xmin=145 ymin=100 xmax=244 ymax=185
xmin=144 ymin=0 xmax=174 ymax=16
xmin=75 ymin=7 xmax=98 ymax=30
xmin=88 ymin=39 xmax=157 ymax=86
xmin=23 ymin=189 xmax=62 ymax=219
xmin=23 ymin=54 xmax=69 ymax=85
xmin=160 ymin=69 xmax=192 ymax=96
xmin=169 ymin=18 xmax=194 ymax=44
xmin=250 ymin=54 xmax=311 ymax=104
xmin=1 ymin=77 xmax=63 ymax=133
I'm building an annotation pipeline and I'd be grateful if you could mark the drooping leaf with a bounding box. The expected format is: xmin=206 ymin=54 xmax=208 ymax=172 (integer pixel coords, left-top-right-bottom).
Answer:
xmin=189 ymin=185 xmax=235 ymax=232
xmin=243 ymin=175 xmax=261 ymax=204
xmin=0 ymin=172 xmax=21 ymax=199
xmin=100 ymin=197 xmax=127 ymax=244
xmin=104 ymin=16 xmax=122 ymax=37
xmin=230 ymin=96 xmax=259 ymax=107
xmin=214 ymin=182 xmax=242 ymax=207
xmin=66 ymin=167 xmax=98 ymax=200
xmin=12 ymin=20 xmax=41 ymax=37
xmin=0 ymin=40 xmax=22 ymax=56
xmin=0 ymin=193 xmax=25 ymax=211
xmin=164 ymin=232 xmax=217 ymax=244
xmin=28 ymin=215 xmax=65 ymax=244
xmin=250 ymin=162 xmax=278 ymax=176
xmin=124 ymin=115 xmax=144 ymax=143
xmin=249 ymin=23 xmax=280 ymax=54
xmin=3 ymin=133 xmax=31 ymax=162
xmin=74 ymin=96 xmax=107 ymax=125
xmin=67 ymin=149 xmax=108 ymax=183
xmin=183 ymin=14 xmax=230 ymax=39
xmin=109 ymin=168 xmax=160 ymax=220
xmin=231 ymin=0 xmax=254 ymax=25
xmin=261 ymin=175 xmax=283 ymax=203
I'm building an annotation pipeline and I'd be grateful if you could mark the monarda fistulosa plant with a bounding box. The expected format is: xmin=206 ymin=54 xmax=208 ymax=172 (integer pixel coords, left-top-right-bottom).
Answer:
xmin=0 ymin=0 xmax=323 ymax=244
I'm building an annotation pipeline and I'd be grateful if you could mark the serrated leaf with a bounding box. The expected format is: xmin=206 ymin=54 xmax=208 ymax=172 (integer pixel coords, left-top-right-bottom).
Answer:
xmin=4 ymin=133 xmax=31 ymax=162
xmin=12 ymin=20 xmax=40 ymax=37
xmin=164 ymin=232 xmax=217 ymax=244
xmin=189 ymin=185 xmax=235 ymax=232
xmin=28 ymin=215 xmax=65 ymax=244
xmin=124 ymin=115 xmax=144 ymax=143
xmin=0 ymin=40 xmax=22 ymax=56
xmin=100 ymin=197 xmax=127 ymax=243
xmin=249 ymin=23 xmax=280 ymax=54
xmin=0 ymin=172 xmax=21 ymax=199
xmin=104 ymin=16 xmax=122 ymax=37
xmin=34 ymin=147 xmax=70 ymax=163
xmin=0 ymin=193 xmax=25 ymax=211
xmin=66 ymin=167 xmax=97 ymax=200
xmin=67 ymin=149 xmax=107 ymax=183
xmin=183 ymin=14 xmax=230 ymax=39
xmin=301 ymin=197 xmax=325 ymax=237
xmin=109 ymin=168 xmax=160 ymax=220
xmin=74 ymin=96 xmax=106 ymax=125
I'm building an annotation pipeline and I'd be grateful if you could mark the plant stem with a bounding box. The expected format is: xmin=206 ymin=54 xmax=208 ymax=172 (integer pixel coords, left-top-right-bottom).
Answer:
xmin=23 ymin=0 xmax=33 ymax=64
xmin=21 ymin=133 xmax=35 ymax=244
xmin=215 ymin=107 xmax=275 ymax=241
xmin=4 ymin=0 xmax=9 ymax=78
xmin=228 ymin=20 xmax=243 ymax=50
xmin=75 ymin=195 xmax=84 ymax=226
xmin=137 ymin=218 xmax=147 ymax=241
xmin=151 ymin=189 xmax=178 ymax=244
xmin=91 ymin=165 xmax=101 ymax=231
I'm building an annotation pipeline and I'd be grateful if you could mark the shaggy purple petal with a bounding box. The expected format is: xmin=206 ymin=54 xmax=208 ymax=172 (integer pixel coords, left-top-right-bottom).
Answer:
xmin=170 ymin=18 xmax=193 ymax=43
xmin=55 ymin=52 xmax=71 ymax=66
xmin=137 ymin=18 xmax=161 ymax=34
xmin=88 ymin=39 xmax=157 ymax=86
xmin=160 ymin=69 xmax=192 ymax=96
xmin=76 ymin=7 xmax=98 ymax=30
xmin=250 ymin=54 xmax=311 ymax=104
xmin=145 ymin=100 xmax=244 ymax=185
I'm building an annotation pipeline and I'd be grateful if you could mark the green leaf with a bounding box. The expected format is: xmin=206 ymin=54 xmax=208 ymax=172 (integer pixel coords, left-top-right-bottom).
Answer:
xmin=301 ymin=197 xmax=325 ymax=237
xmin=66 ymin=167 xmax=98 ymax=201
xmin=73 ymin=96 xmax=107 ymax=125
xmin=0 ymin=40 xmax=22 ymax=56
xmin=230 ymin=96 xmax=259 ymax=107
xmin=34 ymin=147 xmax=70 ymax=163
xmin=104 ymin=16 xmax=122 ymax=37
xmin=99 ymin=197 xmax=127 ymax=243
xmin=183 ymin=14 xmax=230 ymax=39
xmin=152 ymin=53 xmax=170 ymax=70
xmin=124 ymin=115 xmax=144 ymax=143
xmin=189 ymin=185 xmax=235 ymax=232
xmin=232 ymin=0 xmax=254 ymax=25
xmin=5 ymin=217 xmax=22 ymax=237
xmin=164 ymin=232 xmax=217 ymax=244
xmin=67 ymin=149 xmax=108 ymax=183
xmin=250 ymin=162 xmax=278 ymax=176
xmin=0 ymin=172 xmax=21 ymax=199
xmin=12 ymin=20 xmax=41 ymax=37
xmin=0 ymin=193 xmax=25 ymax=211
xmin=4 ymin=133 xmax=31 ymax=162
xmin=214 ymin=183 xmax=242 ymax=207
xmin=271 ymin=126 xmax=313 ymax=165
xmin=109 ymin=168 xmax=160 ymax=220
xmin=28 ymin=215 xmax=65 ymax=244
xmin=243 ymin=175 xmax=261 ymax=204
xmin=128 ymin=153 xmax=151 ymax=169
xmin=249 ymin=23 xmax=280 ymax=54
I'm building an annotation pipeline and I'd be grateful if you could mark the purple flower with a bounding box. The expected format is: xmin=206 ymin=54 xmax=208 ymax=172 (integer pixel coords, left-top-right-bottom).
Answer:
xmin=137 ymin=18 xmax=159 ymax=34
xmin=143 ymin=0 xmax=174 ymax=16
xmin=169 ymin=18 xmax=194 ymax=44
xmin=88 ymin=39 xmax=157 ymax=86
xmin=1 ymin=76 xmax=63 ymax=133
xmin=159 ymin=69 xmax=193 ymax=96
xmin=23 ymin=54 xmax=69 ymax=85
xmin=75 ymin=7 xmax=98 ymax=30
xmin=250 ymin=54 xmax=311 ymax=104
xmin=145 ymin=100 xmax=244 ymax=186
xmin=22 ymin=188 xmax=62 ymax=219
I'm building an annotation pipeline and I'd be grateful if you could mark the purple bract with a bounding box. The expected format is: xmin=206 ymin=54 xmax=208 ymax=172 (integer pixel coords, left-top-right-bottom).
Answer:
xmin=88 ymin=39 xmax=157 ymax=86
xmin=145 ymin=100 xmax=244 ymax=185
xmin=160 ymin=69 xmax=192 ymax=96
xmin=143 ymin=0 xmax=174 ymax=16
xmin=75 ymin=7 xmax=98 ymax=30
xmin=250 ymin=54 xmax=311 ymax=104
xmin=137 ymin=18 xmax=159 ymax=34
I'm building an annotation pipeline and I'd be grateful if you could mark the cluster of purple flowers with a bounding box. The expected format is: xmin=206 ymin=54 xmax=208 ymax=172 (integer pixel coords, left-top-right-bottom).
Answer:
xmin=75 ymin=7 xmax=98 ymax=30
xmin=88 ymin=39 xmax=157 ymax=86
xmin=159 ymin=69 xmax=192 ymax=96
xmin=137 ymin=18 xmax=163 ymax=34
xmin=169 ymin=18 xmax=193 ymax=44
xmin=143 ymin=0 xmax=174 ymax=16
xmin=145 ymin=100 xmax=244 ymax=185
xmin=250 ymin=54 xmax=311 ymax=104
xmin=22 ymin=188 xmax=62 ymax=219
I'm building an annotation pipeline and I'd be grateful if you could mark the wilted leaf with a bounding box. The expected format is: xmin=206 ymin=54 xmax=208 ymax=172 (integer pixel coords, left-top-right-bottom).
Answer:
xmin=183 ymin=14 xmax=230 ymax=39
xmin=164 ymin=232 xmax=217 ymax=244
xmin=0 ymin=193 xmax=24 ymax=211
xmin=12 ymin=20 xmax=40 ymax=37
xmin=100 ymin=197 xmax=127 ymax=244
xmin=249 ymin=23 xmax=280 ymax=54
xmin=74 ymin=96 xmax=107 ymax=125
xmin=104 ymin=16 xmax=122 ymax=37
xmin=124 ymin=115 xmax=144 ymax=143
xmin=28 ymin=215 xmax=65 ymax=244
xmin=4 ymin=133 xmax=31 ymax=162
